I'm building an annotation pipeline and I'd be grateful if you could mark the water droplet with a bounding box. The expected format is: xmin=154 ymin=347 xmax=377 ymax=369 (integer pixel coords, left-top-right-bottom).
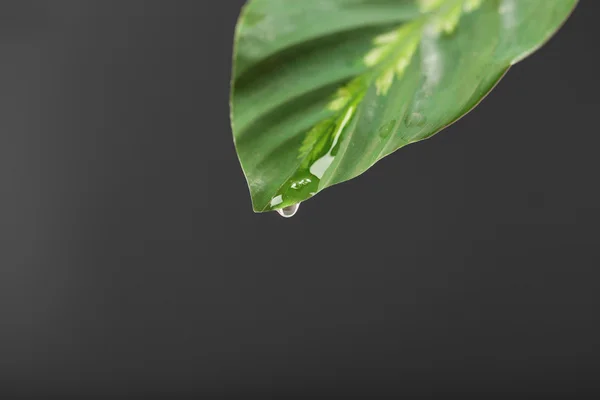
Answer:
xmin=277 ymin=203 xmax=300 ymax=218
xmin=309 ymin=105 xmax=355 ymax=179
xmin=378 ymin=119 xmax=397 ymax=139
xmin=290 ymin=178 xmax=312 ymax=190
xmin=270 ymin=195 xmax=283 ymax=207
xmin=405 ymin=112 xmax=427 ymax=128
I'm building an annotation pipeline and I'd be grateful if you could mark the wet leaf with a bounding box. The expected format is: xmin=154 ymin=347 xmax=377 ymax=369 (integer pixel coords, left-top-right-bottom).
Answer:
xmin=231 ymin=0 xmax=577 ymax=213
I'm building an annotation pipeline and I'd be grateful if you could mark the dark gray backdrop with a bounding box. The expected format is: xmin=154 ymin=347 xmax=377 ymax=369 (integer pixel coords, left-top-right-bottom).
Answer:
xmin=1 ymin=1 xmax=599 ymax=398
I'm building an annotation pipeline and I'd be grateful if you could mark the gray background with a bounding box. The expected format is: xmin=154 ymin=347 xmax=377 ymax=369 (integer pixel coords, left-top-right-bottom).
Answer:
xmin=1 ymin=0 xmax=599 ymax=398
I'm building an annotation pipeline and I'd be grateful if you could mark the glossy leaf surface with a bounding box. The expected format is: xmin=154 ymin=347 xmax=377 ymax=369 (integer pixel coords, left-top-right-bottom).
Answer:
xmin=231 ymin=0 xmax=577 ymax=213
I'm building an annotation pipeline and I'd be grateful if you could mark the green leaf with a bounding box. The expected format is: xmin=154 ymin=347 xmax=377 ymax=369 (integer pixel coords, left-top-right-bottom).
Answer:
xmin=230 ymin=0 xmax=577 ymax=213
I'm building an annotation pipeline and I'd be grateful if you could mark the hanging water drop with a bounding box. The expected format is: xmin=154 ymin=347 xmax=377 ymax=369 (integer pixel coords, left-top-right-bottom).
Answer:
xmin=276 ymin=203 xmax=300 ymax=218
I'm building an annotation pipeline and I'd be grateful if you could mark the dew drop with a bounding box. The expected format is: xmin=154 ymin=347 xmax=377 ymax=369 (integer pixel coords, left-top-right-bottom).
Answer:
xmin=276 ymin=203 xmax=300 ymax=218
xmin=405 ymin=112 xmax=427 ymax=128
xmin=378 ymin=119 xmax=397 ymax=139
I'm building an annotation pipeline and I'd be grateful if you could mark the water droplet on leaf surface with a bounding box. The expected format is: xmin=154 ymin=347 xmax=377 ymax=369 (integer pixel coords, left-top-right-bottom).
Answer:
xmin=405 ymin=112 xmax=427 ymax=128
xmin=378 ymin=119 xmax=397 ymax=139
xmin=276 ymin=203 xmax=300 ymax=218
